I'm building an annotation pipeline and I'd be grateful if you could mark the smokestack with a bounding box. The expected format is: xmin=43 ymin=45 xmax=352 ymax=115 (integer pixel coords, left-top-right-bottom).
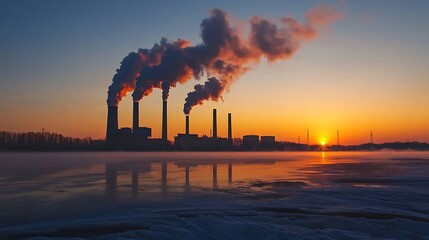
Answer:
xmin=213 ymin=109 xmax=217 ymax=139
xmin=185 ymin=115 xmax=189 ymax=135
xmin=133 ymin=102 xmax=139 ymax=133
xmin=106 ymin=106 xmax=118 ymax=140
xmin=228 ymin=113 xmax=232 ymax=141
xmin=162 ymin=100 xmax=168 ymax=141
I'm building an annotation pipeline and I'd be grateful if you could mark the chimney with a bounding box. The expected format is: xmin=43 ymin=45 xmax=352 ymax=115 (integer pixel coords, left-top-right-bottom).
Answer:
xmin=185 ymin=115 xmax=189 ymax=135
xmin=106 ymin=106 xmax=118 ymax=140
xmin=213 ymin=109 xmax=217 ymax=139
xmin=162 ymin=100 xmax=168 ymax=141
xmin=133 ymin=101 xmax=139 ymax=133
xmin=228 ymin=113 xmax=232 ymax=141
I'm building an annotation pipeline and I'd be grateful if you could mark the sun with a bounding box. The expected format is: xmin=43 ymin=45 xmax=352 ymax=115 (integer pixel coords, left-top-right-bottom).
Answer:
xmin=320 ymin=140 xmax=326 ymax=146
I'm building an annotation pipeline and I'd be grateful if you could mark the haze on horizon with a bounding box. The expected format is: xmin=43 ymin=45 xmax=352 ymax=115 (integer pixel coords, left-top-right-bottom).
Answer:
xmin=1 ymin=0 xmax=428 ymax=145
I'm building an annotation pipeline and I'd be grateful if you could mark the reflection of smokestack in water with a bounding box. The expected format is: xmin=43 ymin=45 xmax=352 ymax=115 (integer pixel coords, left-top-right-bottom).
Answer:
xmin=133 ymin=102 xmax=139 ymax=133
xmin=228 ymin=163 xmax=232 ymax=183
xmin=162 ymin=100 xmax=167 ymax=141
xmin=105 ymin=163 xmax=117 ymax=197
xmin=106 ymin=106 xmax=118 ymax=139
xmin=185 ymin=166 xmax=190 ymax=186
xmin=162 ymin=162 xmax=167 ymax=192
xmin=228 ymin=113 xmax=232 ymax=141
xmin=213 ymin=109 xmax=217 ymax=139
xmin=185 ymin=115 xmax=189 ymax=135
xmin=212 ymin=163 xmax=217 ymax=188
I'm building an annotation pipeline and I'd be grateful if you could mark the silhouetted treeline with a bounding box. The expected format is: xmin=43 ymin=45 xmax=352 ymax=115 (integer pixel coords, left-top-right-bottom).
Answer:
xmin=328 ymin=142 xmax=429 ymax=151
xmin=0 ymin=131 xmax=104 ymax=151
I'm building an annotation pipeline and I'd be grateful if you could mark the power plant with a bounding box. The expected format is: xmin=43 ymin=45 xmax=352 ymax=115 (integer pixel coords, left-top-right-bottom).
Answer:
xmin=106 ymin=101 xmax=234 ymax=150
xmin=104 ymin=100 xmax=399 ymax=152
xmin=174 ymin=109 xmax=232 ymax=151
xmin=106 ymin=102 xmax=156 ymax=150
xmin=103 ymin=8 xmax=344 ymax=151
xmin=105 ymin=102 xmax=347 ymax=151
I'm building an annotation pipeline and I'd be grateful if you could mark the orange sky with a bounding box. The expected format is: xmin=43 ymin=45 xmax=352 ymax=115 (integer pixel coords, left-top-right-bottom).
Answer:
xmin=1 ymin=1 xmax=428 ymax=145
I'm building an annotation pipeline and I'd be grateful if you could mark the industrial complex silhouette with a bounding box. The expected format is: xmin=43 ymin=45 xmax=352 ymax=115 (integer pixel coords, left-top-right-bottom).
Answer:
xmin=105 ymin=101 xmax=279 ymax=151
xmin=1 ymin=103 xmax=427 ymax=151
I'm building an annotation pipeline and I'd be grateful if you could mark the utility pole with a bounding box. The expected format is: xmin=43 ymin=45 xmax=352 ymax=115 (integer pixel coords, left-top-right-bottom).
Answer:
xmin=370 ymin=130 xmax=373 ymax=144
xmin=307 ymin=129 xmax=309 ymax=145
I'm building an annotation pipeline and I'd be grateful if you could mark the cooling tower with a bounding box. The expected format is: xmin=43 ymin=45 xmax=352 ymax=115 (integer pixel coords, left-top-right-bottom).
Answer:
xmin=213 ymin=109 xmax=217 ymax=139
xmin=133 ymin=101 xmax=139 ymax=133
xmin=106 ymin=106 xmax=118 ymax=140
xmin=162 ymin=100 xmax=168 ymax=141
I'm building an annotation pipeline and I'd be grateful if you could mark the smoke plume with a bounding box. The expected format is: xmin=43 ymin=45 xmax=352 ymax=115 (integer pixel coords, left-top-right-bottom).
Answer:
xmin=183 ymin=5 xmax=342 ymax=114
xmin=106 ymin=4 xmax=342 ymax=111
xmin=106 ymin=38 xmax=170 ymax=106
xmin=131 ymin=9 xmax=241 ymax=102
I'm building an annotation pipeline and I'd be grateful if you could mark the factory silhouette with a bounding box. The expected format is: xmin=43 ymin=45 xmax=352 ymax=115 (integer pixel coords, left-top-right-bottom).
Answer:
xmin=104 ymin=99 xmax=429 ymax=152
xmin=104 ymin=8 xmax=344 ymax=151
xmin=106 ymin=102 xmax=281 ymax=151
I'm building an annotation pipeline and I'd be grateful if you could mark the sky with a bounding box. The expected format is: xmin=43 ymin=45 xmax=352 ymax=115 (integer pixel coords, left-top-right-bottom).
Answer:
xmin=0 ymin=0 xmax=428 ymax=145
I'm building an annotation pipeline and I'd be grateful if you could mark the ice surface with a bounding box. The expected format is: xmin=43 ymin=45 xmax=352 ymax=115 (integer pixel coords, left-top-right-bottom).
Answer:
xmin=0 ymin=152 xmax=428 ymax=239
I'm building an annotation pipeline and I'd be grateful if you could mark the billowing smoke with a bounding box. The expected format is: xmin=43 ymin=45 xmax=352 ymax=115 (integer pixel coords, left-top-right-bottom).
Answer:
xmin=132 ymin=9 xmax=241 ymax=102
xmin=106 ymin=38 xmax=170 ymax=106
xmin=106 ymin=5 xmax=342 ymax=110
xmin=183 ymin=5 xmax=342 ymax=113
xmin=132 ymin=38 xmax=192 ymax=101
xmin=184 ymin=77 xmax=223 ymax=114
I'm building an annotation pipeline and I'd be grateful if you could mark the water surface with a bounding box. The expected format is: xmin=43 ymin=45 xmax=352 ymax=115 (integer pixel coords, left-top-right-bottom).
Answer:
xmin=0 ymin=152 xmax=428 ymax=239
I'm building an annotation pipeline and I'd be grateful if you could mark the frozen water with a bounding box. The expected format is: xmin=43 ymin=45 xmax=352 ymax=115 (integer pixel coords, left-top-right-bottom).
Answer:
xmin=0 ymin=151 xmax=428 ymax=239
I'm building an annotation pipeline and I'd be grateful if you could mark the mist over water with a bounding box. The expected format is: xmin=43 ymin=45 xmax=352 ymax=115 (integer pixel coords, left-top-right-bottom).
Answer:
xmin=0 ymin=151 xmax=428 ymax=239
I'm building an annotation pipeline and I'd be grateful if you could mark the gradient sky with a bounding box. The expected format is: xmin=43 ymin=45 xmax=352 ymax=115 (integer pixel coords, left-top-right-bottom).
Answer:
xmin=1 ymin=0 xmax=428 ymax=144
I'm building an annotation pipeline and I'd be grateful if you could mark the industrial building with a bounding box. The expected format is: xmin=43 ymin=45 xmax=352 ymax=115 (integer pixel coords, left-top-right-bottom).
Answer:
xmin=174 ymin=109 xmax=232 ymax=151
xmin=242 ymin=135 xmax=260 ymax=150
xmin=106 ymin=100 xmax=233 ymax=150
xmin=105 ymin=100 xmax=286 ymax=151
xmin=105 ymin=101 xmax=170 ymax=150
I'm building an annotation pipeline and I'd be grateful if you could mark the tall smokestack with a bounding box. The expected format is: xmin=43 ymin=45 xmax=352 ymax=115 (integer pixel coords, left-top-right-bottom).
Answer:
xmin=213 ymin=109 xmax=217 ymax=139
xmin=228 ymin=113 xmax=232 ymax=141
xmin=106 ymin=106 xmax=118 ymax=140
xmin=133 ymin=102 xmax=139 ymax=133
xmin=162 ymin=100 xmax=168 ymax=141
xmin=185 ymin=115 xmax=189 ymax=135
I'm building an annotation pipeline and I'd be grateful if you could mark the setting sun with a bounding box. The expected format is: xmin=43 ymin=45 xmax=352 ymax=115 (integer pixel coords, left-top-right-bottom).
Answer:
xmin=321 ymin=140 xmax=326 ymax=146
